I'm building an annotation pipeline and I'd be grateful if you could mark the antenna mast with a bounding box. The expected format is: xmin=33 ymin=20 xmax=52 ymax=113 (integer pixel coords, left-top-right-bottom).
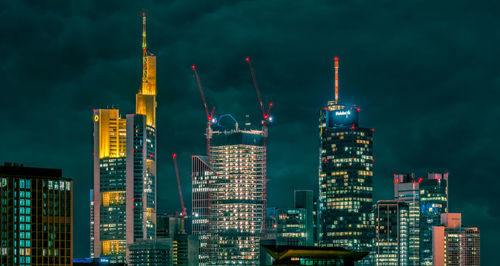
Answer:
xmin=334 ymin=56 xmax=339 ymax=103
xmin=142 ymin=13 xmax=148 ymax=87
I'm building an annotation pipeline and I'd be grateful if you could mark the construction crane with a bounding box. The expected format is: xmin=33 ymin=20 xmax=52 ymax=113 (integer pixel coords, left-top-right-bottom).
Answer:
xmin=172 ymin=153 xmax=187 ymax=217
xmin=245 ymin=57 xmax=273 ymax=124
xmin=192 ymin=65 xmax=215 ymax=160
xmin=245 ymin=57 xmax=272 ymax=235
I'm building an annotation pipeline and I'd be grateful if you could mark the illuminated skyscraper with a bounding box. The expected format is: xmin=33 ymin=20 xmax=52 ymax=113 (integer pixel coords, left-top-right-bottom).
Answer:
xmin=294 ymin=190 xmax=314 ymax=246
xmin=208 ymin=116 xmax=266 ymax=265
xmin=191 ymin=155 xmax=215 ymax=265
xmin=318 ymin=57 xmax=374 ymax=254
xmin=419 ymin=173 xmax=448 ymax=265
xmin=0 ymin=163 xmax=73 ymax=265
xmin=394 ymin=173 xmax=421 ymax=265
xmin=91 ymin=13 xmax=157 ymax=264
xmin=432 ymin=213 xmax=480 ymax=266
xmin=375 ymin=200 xmax=409 ymax=265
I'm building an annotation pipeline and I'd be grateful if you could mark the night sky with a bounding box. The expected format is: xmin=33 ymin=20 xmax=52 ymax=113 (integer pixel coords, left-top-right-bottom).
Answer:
xmin=1 ymin=0 xmax=498 ymax=264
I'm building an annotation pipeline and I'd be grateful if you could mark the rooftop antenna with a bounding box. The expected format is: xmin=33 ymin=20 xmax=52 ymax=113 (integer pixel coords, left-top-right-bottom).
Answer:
xmin=142 ymin=12 xmax=148 ymax=88
xmin=334 ymin=56 xmax=339 ymax=103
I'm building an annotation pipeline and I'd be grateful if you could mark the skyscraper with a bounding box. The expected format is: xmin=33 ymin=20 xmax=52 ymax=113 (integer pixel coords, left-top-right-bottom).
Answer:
xmin=0 ymin=162 xmax=73 ymax=265
xmin=375 ymin=200 xmax=409 ymax=266
xmin=275 ymin=208 xmax=308 ymax=246
xmin=294 ymin=190 xmax=314 ymax=246
xmin=208 ymin=117 xmax=266 ymax=265
xmin=318 ymin=57 xmax=374 ymax=253
xmin=191 ymin=155 xmax=214 ymax=265
xmin=419 ymin=173 xmax=448 ymax=265
xmin=394 ymin=173 xmax=420 ymax=265
xmin=432 ymin=213 xmax=480 ymax=266
xmin=91 ymin=13 xmax=157 ymax=263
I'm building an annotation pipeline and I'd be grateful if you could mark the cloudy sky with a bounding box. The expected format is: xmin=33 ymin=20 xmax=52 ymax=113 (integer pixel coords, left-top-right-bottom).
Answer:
xmin=1 ymin=0 xmax=498 ymax=263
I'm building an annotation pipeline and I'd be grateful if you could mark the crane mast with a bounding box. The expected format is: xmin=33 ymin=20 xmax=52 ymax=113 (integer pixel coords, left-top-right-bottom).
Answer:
xmin=192 ymin=65 xmax=214 ymax=160
xmin=172 ymin=153 xmax=187 ymax=216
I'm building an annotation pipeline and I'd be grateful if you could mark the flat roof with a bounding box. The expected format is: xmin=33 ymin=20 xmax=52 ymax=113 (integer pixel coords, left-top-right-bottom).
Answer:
xmin=262 ymin=245 xmax=369 ymax=261
xmin=0 ymin=162 xmax=63 ymax=178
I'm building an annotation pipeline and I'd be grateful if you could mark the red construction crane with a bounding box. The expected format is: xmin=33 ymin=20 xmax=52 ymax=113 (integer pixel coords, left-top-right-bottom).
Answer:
xmin=245 ymin=57 xmax=273 ymax=125
xmin=192 ymin=65 xmax=214 ymax=159
xmin=172 ymin=153 xmax=187 ymax=217
xmin=245 ymin=57 xmax=271 ymax=234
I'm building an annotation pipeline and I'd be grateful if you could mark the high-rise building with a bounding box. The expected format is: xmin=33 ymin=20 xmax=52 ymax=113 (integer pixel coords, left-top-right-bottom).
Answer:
xmin=91 ymin=13 xmax=157 ymax=264
xmin=172 ymin=233 xmax=199 ymax=266
xmin=312 ymin=196 xmax=320 ymax=246
xmin=0 ymin=162 xmax=73 ymax=265
xmin=208 ymin=117 xmax=266 ymax=265
xmin=394 ymin=173 xmax=420 ymax=265
xmin=128 ymin=239 xmax=170 ymax=266
xmin=318 ymin=57 xmax=374 ymax=253
xmin=294 ymin=190 xmax=314 ymax=246
xmin=432 ymin=213 xmax=480 ymax=266
xmin=276 ymin=208 xmax=308 ymax=246
xmin=375 ymin=200 xmax=409 ymax=266
xmin=419 ymin=173 xmax=448 ymax=265
xmin=191 ymin=155 xmax=214 ymax=265
xmin=264 ymin=207 xmax=278 ymax=240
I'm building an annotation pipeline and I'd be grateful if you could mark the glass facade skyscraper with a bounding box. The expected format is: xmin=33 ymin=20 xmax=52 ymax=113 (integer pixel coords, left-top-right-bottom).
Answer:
xmin=394 ymin=173 xmax=420 ymax=265
xmin=419 ymin=173 xmax=448 ymax=265
xmin=191 ymin=155 xmax=214 ymax=265
xmin=91 ymin=13 xmax=157 ymax=264
xmin=0 ymin=162 xmax=73 ymax=265
xmin=375 ymin=200 xmax=409 ymax=265
xmin=318 ymin=58 xmax=374 ymax=254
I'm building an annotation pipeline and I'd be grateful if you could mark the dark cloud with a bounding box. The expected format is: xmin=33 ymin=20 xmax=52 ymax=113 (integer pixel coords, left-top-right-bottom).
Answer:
xmin=0 ymin=0 xmax=497 ymax=263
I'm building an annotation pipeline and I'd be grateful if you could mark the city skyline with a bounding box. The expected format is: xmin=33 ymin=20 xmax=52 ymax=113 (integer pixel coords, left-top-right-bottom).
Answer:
xmin=0 ymin=1 xmax=496 ymax=264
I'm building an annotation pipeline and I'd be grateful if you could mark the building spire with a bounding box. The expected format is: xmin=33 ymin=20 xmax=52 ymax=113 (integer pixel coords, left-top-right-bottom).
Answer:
xmin=334 ymin=56 xmax=339 ymax=103
xmin=142 ymin=12 xmax=148 ymax=87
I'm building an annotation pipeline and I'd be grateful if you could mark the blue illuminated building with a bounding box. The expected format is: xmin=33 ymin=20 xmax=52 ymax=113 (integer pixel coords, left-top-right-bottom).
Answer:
xmin=419 ymin=173 xmax=448 ymax=265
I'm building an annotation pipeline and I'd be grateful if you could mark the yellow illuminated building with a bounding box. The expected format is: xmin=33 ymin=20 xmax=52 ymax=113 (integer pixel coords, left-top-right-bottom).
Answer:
xmin=95 ymin=109 xmax=126 ymax=158
xmin=136 ymin=13 xmax=157 ymax=127
xmin=91 ymin=13 xmax=158 ymax=264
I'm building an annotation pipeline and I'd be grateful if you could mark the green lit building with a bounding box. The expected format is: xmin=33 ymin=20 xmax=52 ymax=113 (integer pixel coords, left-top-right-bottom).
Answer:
xmin=261 ymin=245 xmax=368 ymax=266
xmin=0 ymin=162 xmax=73 ymax=265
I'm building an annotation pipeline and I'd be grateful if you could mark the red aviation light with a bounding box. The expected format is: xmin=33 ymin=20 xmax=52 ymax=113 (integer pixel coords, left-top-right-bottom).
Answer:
xmin=351 ymin=125 xmax=355 ymax=129
xmin=143 ymin=12 xmax=145 ymax=16
xmin=150 ymin=154 xmax=153 ymax=158
xmin=356 ymin=107 xmax=360 ymax=112
xmin=245 ymin=57 xmax=250 ymax=62
xmin=334 ymin=56 xmax=339 ymax=61
xmin=324 ymin=107 xmax=327 ymax=110
xmin=323 ymin=158 xmax=327 ymax=162
xmin=394 ymin=178 xmax=399 ymax=184
xmin=270 ymin=102 xmax=274 ymax=107
xmin=172 ymin=153 xmax=177 ymax=159
xmin=418 ymin=177 xmax=423 ymax=183
xmin=191 ymin=65 xmax=196 ymax=70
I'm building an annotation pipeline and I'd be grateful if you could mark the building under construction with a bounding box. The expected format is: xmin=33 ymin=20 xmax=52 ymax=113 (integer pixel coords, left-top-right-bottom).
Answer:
xmin=191 ymin=59 xmax=271 ymax=265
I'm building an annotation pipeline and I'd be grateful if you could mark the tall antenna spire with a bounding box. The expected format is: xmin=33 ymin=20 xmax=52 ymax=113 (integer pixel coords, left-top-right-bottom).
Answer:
xmin=142 ymin=12 xmax=148 ymax=86
xmin=334 ymin=56 xmax=339 ymax=103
